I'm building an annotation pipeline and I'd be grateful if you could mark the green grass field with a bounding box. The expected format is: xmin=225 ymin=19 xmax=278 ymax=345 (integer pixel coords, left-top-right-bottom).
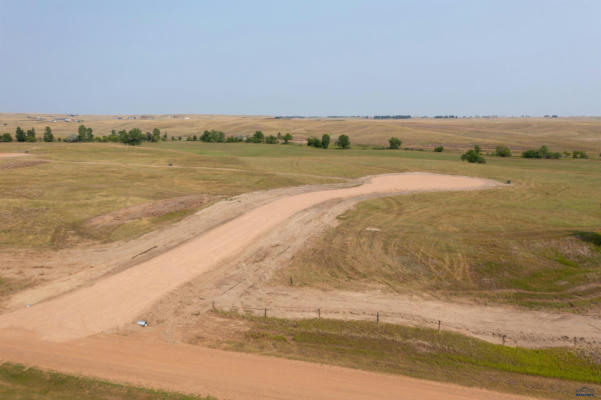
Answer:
xmin=0 ymin=363 xmax=215 ymax=400
xmin=272 ymin=149 xmax=601 ymax=311
xmin=211 ymin=311 xmax=600 ymax=400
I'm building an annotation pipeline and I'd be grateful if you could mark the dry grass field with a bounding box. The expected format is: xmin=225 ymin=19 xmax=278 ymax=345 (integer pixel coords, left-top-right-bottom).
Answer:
xmin=1 ymin=113 xmax=601 ymax=152
xmin=1 ymin=118 xmax=601 ymax=399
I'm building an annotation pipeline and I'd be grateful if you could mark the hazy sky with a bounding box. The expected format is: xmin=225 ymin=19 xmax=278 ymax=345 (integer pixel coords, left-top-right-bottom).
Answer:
xmin=1 ymin=0 xmax=600 ymax=115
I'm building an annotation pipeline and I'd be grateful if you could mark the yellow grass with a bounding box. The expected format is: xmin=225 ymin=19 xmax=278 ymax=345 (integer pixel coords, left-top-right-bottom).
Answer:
xmin=1 ymin=113 xmax=601 ymax=152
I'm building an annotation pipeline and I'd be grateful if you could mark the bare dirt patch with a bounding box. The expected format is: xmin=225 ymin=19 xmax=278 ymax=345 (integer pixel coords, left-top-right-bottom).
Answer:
xmin=0 ymin=159 xmax=46 ymax=170
xmin=0 ymin=152 xmax=30 ymax=158
xmin=85 ymin=194 xmax=219 ymax=228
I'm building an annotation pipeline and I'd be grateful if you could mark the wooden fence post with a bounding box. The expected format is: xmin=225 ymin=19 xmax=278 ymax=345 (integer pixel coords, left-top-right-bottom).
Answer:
xmin=376 ymin=312 xmax=380 ymax=324
xmin=264 ymin=308 xmax=267 ymax=318
xmin=212 ymin=301 xmax=215 ymax=312
xmin=318 ymin=308 xmax=321 ymax=318
xmin=502 ymin=335 xmax=506 ymax=346
xmin=438 ymin=320 xmax=441 ymax=334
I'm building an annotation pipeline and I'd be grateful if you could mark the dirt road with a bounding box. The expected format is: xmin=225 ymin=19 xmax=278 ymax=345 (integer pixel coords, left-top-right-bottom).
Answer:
xmin=0 ymin=152 xmax=29 ymax=158
xmin=0 ymin=173 xmax=499 ymax=341
xmin=0 ymin=331 xmax=531 ymax=400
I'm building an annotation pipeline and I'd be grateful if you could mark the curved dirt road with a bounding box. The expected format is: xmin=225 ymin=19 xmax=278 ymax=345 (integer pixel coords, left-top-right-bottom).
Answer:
xmin=0 ymin=173 xmax=499 ymax=341
xmin=0 ymin=172 xmax=531 ymax=400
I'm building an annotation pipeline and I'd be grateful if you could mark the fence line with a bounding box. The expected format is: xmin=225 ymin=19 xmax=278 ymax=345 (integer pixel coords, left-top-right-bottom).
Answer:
xmin=209 ymin=301 xmax=588 ymax=348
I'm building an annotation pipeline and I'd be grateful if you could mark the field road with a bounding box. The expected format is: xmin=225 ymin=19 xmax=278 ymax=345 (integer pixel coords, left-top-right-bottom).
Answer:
xmin=0 ymin=172 xmax=521 ymax=400
xmin=0 ymin=173 xmax=500 ymax=341
xmin=0 ymin=332 xmax=531 ymax=400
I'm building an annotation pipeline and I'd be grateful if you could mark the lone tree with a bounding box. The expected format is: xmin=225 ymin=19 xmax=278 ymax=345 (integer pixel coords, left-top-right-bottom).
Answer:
xmin=43 ymin=126 xmax=54 ymax=142
xmin=388 ymin=137 xmax=402 ymax=149
xmin=15 ymin=126 xmax=26 ymax=142
xmin=461 ymin=145 xmax=486 ymax=164
xmin=321 ymin=134 xmax=331 ymax=149
xmin=282 ymin=132 xmax=293 ymax=144
xmin=336 ymin=134 xmax=350 ymax=149
xmin=434 ymin=146 xmax=444 ymax=152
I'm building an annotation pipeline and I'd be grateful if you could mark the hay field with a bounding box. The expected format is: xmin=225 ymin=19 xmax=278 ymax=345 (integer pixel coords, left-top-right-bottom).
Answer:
xmin=1 ymin=113 xmax=600 ymax=152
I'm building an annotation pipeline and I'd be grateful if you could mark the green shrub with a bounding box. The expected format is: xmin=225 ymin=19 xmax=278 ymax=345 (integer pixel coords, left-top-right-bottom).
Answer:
xmin=321 ymin=134 xmax=331 ymax=149
xmin=461 ymin=145 xmax=486 ymax=163
xmin=573 ymin=151 xmax=588 ymax=159
xmin=307 ymin=137 xmax=321 ymax=148
xmin=64 ymin=133 xmax=79 ymax=143
xmin=282 ymin=133 xmax=293 ymax=144
xmin=388 ymin=137 xmax=402 ymax=149
xmin=434 ymin=146 xmax=444 ymax=152
xmin=265 ymin=135 xmax=278 ymax=144
xmin=494 ymin=145 xmax=511 ymax=157
xmin=522 ymin=145 xmax=561 ymax=159
xmin=226 ymin=135 xmax=242 ymax=142
xmin=0 ymin=133 xmax=12 ymax=142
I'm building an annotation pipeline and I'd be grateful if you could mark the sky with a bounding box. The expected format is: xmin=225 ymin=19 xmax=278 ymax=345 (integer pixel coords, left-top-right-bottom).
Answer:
xmin=0 ymin=0 xmax=600 ymax=116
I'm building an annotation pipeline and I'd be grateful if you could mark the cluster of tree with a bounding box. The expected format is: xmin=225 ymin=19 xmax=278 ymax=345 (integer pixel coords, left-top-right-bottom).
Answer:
xmin=374 ymin=115 xmax=411 ymax=119
xmin=461 ymin=145 xmax=486 ymax=163
xmin=307 ymin=134 xmax=331 ymax=148
xmin=522 ymin=145 xmax=561 ymax=159
xmin=388 ymin=137 xmax=402 ymax=149
xmin=200 ymin=129 xmax=226 ymax=142
xmin=12 ymin=127 xmax=38 ymax=142
xmin=494 ymin=145 xmax=512 ymax=157
xmin=434 ymin=115 xmax=458 ymax=119
xmin=434 ymin=146 xmax=444 ymax=152
xmin=0 ymin=133 xmax=13 ymax=142
xmin=77 ymin=125 xmax=94 ymax=142
xmin=307 ymin=134 xmax=349 ymax=149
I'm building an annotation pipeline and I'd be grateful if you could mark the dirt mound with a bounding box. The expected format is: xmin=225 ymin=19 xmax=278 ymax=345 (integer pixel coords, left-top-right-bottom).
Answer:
xmin=86 ymin=194 xmax=218 ymax=227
